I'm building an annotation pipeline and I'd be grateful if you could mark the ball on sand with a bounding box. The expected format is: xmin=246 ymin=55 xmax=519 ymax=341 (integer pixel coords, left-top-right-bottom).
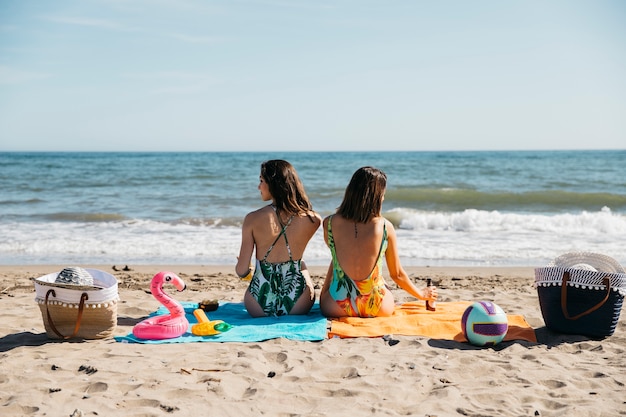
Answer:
xmin=461 ymin=301 xmax=509 ymax=347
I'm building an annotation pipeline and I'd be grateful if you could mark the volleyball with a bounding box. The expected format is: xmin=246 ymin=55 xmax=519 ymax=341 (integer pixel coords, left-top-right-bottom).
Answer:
xmin=461 ymin=301 xmax=509 ymax=346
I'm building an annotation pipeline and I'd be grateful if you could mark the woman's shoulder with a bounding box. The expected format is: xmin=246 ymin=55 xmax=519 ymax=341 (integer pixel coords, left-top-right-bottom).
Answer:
xmin=296 ymin=210 xmax=322 ymax=227
xmin=380 ymin=217 xmax=397 ymax=238
xmin=306 ymin=209 xmax=322 ymax=221
xmin=244 ymin=205 xmax=273 ymax=222
xmin=322 ymin=214 xmax=331 ymax=232
xmin=323 ymin=213 xmax=343 ymax=226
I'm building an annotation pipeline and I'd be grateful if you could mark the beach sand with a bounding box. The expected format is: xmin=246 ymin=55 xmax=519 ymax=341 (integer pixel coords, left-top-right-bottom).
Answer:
xmin=1 ymin=265 xmax=624 ymax=417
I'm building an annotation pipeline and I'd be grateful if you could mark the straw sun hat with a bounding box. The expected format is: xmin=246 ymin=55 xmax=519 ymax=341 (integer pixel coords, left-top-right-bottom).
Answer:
xmin=38 ymin=266 xmax=100 ymax=290
xmin=548 ymin=252 xmax=625 ymax=274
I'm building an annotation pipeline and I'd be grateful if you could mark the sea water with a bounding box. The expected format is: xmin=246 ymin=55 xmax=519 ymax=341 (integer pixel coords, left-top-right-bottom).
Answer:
xmin=1 ymin=150 xmax=625 ymax=266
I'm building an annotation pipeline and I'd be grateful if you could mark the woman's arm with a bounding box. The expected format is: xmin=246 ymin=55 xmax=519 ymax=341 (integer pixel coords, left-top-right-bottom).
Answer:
xmin=384 ymin=220 xmax=437 ymax=302
xmin=236 ymin=213 xmax=255 ymax=277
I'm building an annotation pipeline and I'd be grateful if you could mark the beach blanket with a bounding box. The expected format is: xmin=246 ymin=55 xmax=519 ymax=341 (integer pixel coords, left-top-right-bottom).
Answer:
xmin=328 ymin=301 xmax=537 ymax=343
xmin=114 ymin=301 xmax=328 ymax=344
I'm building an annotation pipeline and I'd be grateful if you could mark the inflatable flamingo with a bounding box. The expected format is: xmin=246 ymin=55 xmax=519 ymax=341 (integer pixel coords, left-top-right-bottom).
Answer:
xmin=133 ymin=271 xmax=189 ymax=340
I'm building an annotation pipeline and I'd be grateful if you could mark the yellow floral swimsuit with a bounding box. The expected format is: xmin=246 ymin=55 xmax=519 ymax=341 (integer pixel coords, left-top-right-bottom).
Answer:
xmin=327 ymin=215 xmax=388 ymax=317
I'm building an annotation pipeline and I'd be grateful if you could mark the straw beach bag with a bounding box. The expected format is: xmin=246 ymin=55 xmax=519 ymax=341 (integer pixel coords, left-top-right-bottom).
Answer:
xmin=34 ymin=267 xmax=119 ymax=340
xmin=535 ymin=253 xmax=626 ymax=338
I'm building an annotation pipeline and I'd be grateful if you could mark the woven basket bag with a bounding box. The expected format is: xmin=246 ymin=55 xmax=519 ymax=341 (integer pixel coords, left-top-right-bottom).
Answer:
xmin=34 ymin=268 xmax=119 ymax=340
xmin=535 ymin=252 xmax=626 ymax=338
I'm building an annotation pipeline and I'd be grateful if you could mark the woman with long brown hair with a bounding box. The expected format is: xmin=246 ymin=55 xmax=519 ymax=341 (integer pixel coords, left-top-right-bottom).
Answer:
xmin=236 ymin=160 xmax=321 ymax=317
xmin=320 ymin=166 xmax=437 ymax=317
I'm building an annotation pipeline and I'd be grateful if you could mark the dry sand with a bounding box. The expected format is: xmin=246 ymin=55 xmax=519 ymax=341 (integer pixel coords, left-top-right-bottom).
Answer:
xmin=1 ymin=265 xmax=624 ymax=417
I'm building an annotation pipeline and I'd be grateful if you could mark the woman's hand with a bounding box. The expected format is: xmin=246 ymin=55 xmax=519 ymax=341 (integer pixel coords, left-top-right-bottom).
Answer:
xmin=236 ymin=257 xmax=254 ymax=280
xmin=423 ymin=285 xmax=438 ymax=301
xmin=240 ymin=266 xmax=253 ymax=281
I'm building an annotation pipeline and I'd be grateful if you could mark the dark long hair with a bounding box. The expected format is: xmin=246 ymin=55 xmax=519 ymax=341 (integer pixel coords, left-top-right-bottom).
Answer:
xmin=261 ymin=160 xmax=314 ymax=218
xmin=337 ymin=166 xmax=387 ymax=223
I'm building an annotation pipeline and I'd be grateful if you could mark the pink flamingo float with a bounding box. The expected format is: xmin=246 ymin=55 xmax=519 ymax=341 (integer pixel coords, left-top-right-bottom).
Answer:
xmin=133 ymin=271 xmax=189 ymax=340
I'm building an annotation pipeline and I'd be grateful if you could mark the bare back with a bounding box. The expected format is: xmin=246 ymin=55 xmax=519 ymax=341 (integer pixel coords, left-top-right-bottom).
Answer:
xmin=249 ymin=205 xmax=321 ymax=263
xmin=324 ymin=214 xmax=387 ymax=281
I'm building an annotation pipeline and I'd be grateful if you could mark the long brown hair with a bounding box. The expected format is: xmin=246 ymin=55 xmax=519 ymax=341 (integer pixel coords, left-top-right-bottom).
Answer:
xmin=337 ymin=166 xmax=387 ymax=223
xmin=261 ymin=160 xmax=314 ymax=219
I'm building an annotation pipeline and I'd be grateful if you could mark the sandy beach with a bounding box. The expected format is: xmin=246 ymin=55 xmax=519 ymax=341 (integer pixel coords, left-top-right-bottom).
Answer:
xmin=1 ymin=264 xmax=624 ymax=417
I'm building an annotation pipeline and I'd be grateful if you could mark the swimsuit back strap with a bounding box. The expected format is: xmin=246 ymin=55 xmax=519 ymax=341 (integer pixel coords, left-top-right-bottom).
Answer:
xmin=327 ymin=214 xmax=336 ymax=253
xmin=262 ymin=214 xmax=294 ymax=262
xmin=328 ymin=215 xmax=386 ymax=274
xmin=327 ymin=215 xmax=340 ymax=269
xmin=377 ymin=222 xmax=388 ymax=259
xmin=281 ymin=216 xmax=294 ymax=261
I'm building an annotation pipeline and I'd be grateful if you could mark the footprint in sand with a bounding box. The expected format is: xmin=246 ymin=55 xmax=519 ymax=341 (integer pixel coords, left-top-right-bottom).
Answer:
xmin=85 ymin=381 xmax=108 ymax=393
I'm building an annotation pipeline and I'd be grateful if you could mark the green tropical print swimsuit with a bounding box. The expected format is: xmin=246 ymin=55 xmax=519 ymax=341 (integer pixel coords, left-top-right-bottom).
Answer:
xmin=248 ymin=214 xmax=308 ymax=316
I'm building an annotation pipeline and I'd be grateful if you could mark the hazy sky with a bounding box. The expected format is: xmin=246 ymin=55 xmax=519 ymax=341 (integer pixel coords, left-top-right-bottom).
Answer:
xmin=1 ymin=1 xmax=625 ymax=152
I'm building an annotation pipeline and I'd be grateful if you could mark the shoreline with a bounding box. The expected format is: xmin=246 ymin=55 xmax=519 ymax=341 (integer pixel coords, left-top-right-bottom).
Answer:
xmin=1 ymin=263 xmax=537 ymax=282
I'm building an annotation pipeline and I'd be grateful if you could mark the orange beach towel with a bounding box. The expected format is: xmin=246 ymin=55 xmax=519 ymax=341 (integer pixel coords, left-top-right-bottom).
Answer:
xmin=328 ymin=301 xmax=537 ymax=343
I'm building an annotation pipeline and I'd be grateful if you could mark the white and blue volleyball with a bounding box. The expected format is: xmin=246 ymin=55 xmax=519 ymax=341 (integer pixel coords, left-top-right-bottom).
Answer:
xmin=461 ymin=301 xmax=509 ymax=347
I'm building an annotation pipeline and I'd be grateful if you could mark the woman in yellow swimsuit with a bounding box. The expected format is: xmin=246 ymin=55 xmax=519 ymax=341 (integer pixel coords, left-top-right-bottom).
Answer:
xmin=236 ymin=160 xmax=321 ymax=317
xmin=320 ymin=166 xmax=437 ymax=318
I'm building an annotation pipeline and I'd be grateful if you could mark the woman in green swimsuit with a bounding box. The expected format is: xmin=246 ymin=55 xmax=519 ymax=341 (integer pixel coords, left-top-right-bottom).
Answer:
xmin=320 ymin=166 xmax=437 ymax=318
xmin=236 ymin=160 xmax=321 ymax=317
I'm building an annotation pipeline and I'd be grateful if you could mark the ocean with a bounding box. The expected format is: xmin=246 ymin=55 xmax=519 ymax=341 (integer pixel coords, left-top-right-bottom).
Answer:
xmin=1 ymin=150 xmax=625 ymax=267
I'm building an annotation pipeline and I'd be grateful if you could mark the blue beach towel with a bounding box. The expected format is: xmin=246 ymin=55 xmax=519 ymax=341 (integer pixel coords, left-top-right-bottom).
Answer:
xmin=114 ymin=301 xmax=328 ymax=343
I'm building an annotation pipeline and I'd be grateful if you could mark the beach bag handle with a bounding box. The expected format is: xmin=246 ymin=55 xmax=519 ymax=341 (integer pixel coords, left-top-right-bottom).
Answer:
xmin=44 ymin=289 xmax=89 ymax=339
xmin=561 ymin=271 xmax=611 ymax=320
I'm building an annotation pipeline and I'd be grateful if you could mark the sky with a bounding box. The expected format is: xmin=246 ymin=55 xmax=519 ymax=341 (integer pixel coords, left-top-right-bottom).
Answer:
xmin=0 ymin=0 xmax=625 ymax=152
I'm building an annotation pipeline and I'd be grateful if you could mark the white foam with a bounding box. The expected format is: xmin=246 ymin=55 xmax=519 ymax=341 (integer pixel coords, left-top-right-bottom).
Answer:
xmin=1 ymin=208 xmax=624 ymax=267
xmin=390 ymin=207 xmax=626 ymax=265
